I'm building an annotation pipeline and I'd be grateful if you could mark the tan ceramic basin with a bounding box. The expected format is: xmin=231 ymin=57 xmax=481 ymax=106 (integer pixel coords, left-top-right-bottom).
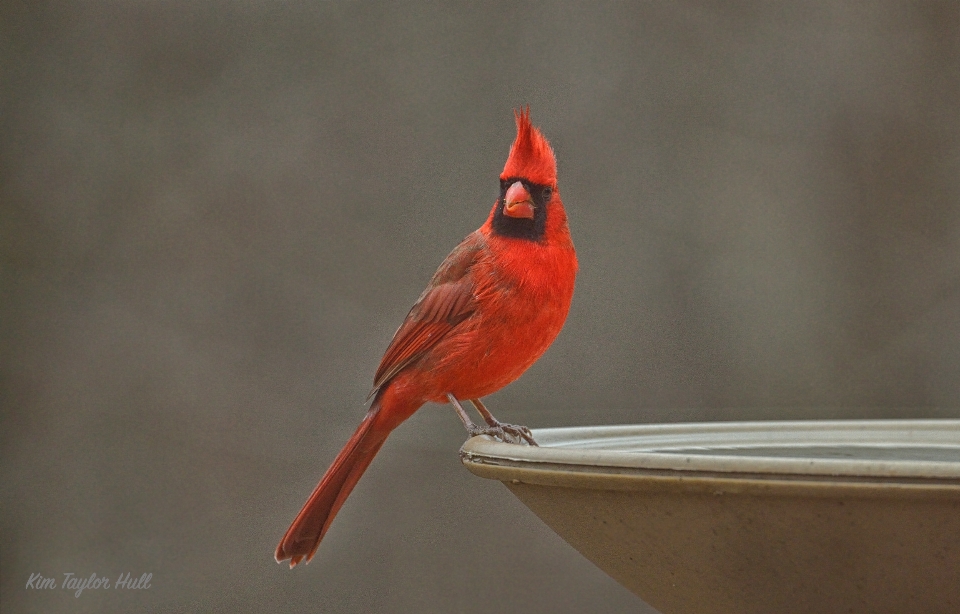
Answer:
xmin=460 ymin=420 xmax=960 ymax=614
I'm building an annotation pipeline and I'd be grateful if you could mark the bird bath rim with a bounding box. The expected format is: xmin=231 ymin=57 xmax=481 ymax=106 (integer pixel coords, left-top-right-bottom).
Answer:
xmin=460 ymin=419 xmax=960 ymax=484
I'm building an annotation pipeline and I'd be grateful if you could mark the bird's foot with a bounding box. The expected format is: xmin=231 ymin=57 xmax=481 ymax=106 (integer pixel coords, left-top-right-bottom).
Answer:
xmin=498 ymin=421 xmax=538 ymax=446
xmin=467 ymin=421 xmax=538 ymax=446
xmin=448 ymin=393 xmax=538 ymax=446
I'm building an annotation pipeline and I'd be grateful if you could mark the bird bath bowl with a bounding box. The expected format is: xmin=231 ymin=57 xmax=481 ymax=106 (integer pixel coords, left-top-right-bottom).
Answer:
xmin=460 ymin=419 xmax=960 ymax=614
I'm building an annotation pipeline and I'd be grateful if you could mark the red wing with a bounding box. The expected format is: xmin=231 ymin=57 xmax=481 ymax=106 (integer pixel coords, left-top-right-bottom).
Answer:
xmin=370 ymin=233 xmax=484 ymax=394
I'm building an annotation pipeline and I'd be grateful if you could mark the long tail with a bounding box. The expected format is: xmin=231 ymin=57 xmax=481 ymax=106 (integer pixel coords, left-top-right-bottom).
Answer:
xmin=275 ymin=401 xmax=392 ymax=567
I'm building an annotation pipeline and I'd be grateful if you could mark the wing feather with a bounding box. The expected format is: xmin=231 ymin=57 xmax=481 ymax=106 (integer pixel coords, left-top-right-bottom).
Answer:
xmin=370 ymin=233 xmax=484 ymax=395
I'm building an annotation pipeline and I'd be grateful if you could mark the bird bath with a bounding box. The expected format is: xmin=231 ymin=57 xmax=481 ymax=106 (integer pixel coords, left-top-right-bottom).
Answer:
xmin=460 ymin=419 xmax=960 ymax=614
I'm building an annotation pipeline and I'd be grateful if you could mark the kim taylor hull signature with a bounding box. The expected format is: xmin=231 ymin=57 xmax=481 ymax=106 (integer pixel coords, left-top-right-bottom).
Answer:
xmin=26 ymin=572 xmax=152 ymax=597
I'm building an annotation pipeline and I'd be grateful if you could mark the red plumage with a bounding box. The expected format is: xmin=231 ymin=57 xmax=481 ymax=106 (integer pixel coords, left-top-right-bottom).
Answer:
xmin=501 ymin=107 xmax=558 ymax=186
xmin=275 ymin=108 xmax=577 ymax=567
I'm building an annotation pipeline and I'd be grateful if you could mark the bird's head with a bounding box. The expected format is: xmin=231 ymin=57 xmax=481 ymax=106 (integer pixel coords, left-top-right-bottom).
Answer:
xmin=491 ymin=107 xmax=561 ymax=242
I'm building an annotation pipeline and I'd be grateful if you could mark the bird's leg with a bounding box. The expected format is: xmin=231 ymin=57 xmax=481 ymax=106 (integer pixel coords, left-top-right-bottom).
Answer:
xmin=447 ymin=393 xmax=490 ymax=437
xmin=447 ymin=393 xmax=505 ymax=440
xmin=447 ymin=393 xmax=512 ymax=442
xmin=470 ymin=398 xmax=538 ymax=446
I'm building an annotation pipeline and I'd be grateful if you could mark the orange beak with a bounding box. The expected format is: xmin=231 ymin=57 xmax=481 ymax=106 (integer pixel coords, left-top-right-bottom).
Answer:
xmin=503 ymin=181 xmax=535 ymax=219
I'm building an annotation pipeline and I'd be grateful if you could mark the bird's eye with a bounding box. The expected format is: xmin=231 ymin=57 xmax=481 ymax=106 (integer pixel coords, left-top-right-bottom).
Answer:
xmin=541 ymin=187 xmax=553 ymax=201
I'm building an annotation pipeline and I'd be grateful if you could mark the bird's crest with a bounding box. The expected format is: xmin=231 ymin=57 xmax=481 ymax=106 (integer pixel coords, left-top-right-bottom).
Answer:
xmin=501 ymin=107 xmax=557 ymax=187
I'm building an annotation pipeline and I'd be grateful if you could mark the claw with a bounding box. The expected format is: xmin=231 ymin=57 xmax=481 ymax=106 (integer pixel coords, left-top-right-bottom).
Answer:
xmin=466 ymin=423 xmax=533 ymax=445
xmin=496 ymin=422 xmax=538 ymax=446
xmin=503 ymin=423 xmax=538 ymax=446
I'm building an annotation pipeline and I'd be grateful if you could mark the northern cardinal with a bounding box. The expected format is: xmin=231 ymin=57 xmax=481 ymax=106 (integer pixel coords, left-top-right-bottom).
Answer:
xmin=275 ymin=108 xmax=577 ymax=567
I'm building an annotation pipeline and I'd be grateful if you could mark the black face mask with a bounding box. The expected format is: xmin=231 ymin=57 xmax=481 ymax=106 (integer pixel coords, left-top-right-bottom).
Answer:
xmin=491 ymin=178 xmax=553 ymax=242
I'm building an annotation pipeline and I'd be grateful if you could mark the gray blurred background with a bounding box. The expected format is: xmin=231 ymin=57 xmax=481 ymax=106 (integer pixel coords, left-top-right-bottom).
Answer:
xmin=3 ymin=2 xmax=959 ymax=613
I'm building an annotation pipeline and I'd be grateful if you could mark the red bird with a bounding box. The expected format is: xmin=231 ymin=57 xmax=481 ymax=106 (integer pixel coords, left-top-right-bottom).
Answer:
xmin=275 ymin=108 xmax=577 ymax=567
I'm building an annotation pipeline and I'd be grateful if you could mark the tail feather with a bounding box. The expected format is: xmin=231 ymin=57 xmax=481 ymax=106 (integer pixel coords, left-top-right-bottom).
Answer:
xmin=275 ymin=404 xmax=388 ymax=567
